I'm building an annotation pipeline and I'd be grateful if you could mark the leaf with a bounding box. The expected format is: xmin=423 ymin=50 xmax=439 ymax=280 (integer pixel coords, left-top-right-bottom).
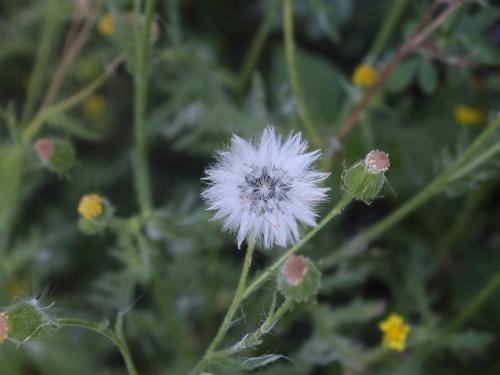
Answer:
xmin=418 ymin=60 xmax=438 ymax=95
xmin=240 ymin=354 xmax=285 ymax=370
xmin=387 ymin=58 xmax=419 ymax=93
xmin=444 ymin=331 xmax=495 ymax=355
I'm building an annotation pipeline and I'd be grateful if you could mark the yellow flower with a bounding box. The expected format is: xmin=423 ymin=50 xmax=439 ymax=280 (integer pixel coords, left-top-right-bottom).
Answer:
xmin=98 ymin=13 xmax=115 ymax=36
xmin=0 ymin=312 xmax=9 ymax=344
xmin=379 ymin=313 xmax=410 ymax=352
xmin=454 ymin=105 xmax=486 ymax=126
xmin=83 ymin=94 xmax=105 ymax=118
xmin=352 ymin=64 xmax=378 ymax=87
xmin=78 ymin=194 xmax=103 ymax=220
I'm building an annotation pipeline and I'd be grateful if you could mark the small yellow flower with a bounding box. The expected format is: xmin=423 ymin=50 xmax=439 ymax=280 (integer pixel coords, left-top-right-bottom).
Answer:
xmin=6 ymin=280 xmax=23 ymax=298
xmin=454 ymin=105 xmax=486 ymax=126
xmin=352 ymin=64 xmax=378 ymax=87
xmin=78 ymin=194 xmax=103 ymax=220
xmin=0 ymin=312 xmax=9 ymax=344
xmin=379 ymin=313 xmax=410 ymax=352
xmin=83 ymin=94 xmax=105 ymax=118
xmin=98 ymin=13 xmax=115 ymax=36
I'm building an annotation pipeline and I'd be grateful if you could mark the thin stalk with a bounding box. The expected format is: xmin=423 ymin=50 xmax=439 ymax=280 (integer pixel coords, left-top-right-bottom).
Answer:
xmin=368 ymin=0 xmax=409 ymax=61
xmin=21 ymin=0 xmax=60 ymax=125
xmin=191 ymin=239 xmax=256 ymax=375
xmin=58 ymin=318 xmax=138 ymax=375
xmin=213 ymin=298 xmax=294 ymax=359
xmin=22 ymin=54 xmax=124 ymax=143
xmin=451 ymin=269 xmax=500 ymax=329
xmin=283 ymin=0 xmax=323 ymax=149
xmin=243 ymin=195 xmax=352 ymax=300
xmin=133 ymin=0 xmax=155 ymax=219
xmin=236 ymin=0 xmax=280 ymax=97
xmin=322 ymin=115 xmax=500 ymax=269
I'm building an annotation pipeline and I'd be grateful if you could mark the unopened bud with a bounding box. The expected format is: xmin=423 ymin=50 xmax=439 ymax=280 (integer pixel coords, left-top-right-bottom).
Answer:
xmin=77 ymin=194 xmax=114 ymax=235
xmin=34 ymin=138 xmax=54 ymax=162
xmin=34 ymin=138 xmax=77 ymax=177
xmin=277 ymin=255 xmax=321 ymax=302
xmin=2 ymin=300 xmax=54 ymax=344
xmin=365 ymin=150 xmax=390 ymax=174
xmin=341 ymin=149 xmax=390 ymax=205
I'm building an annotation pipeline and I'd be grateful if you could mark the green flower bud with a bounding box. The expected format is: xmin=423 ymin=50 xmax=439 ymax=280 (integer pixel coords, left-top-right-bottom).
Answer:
xmin=77 ymin=194 xmax=114 ymax=235
xmin=277 ymin=255 xmax=321 ymax=302
xmin=341 ymin=149 xmax=390 ymax=205
xmin=35 ymin=138 xmax=77 ymax=177
xmin=2 ymin=300 xmax=55 ymax=344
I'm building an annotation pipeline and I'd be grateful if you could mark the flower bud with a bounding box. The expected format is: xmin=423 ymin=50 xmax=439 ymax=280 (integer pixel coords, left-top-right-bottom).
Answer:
xmin=2 ymin=300 xmax=54 ymax=344
xmin=34 ymin=138 xmax=77 ymax=177
xmin=341 ymin=149 xmax=390 ymax=205
xmin=77 ymin=194 xmax=113 ymax=235
xmin=277 ymin=255 xmax=321 ymax=302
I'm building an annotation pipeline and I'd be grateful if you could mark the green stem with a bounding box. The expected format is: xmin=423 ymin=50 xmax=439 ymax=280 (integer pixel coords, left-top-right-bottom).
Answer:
xmin=368 ymin=0 xmax=409 ymax=61
xmin=213 ymin=298 xmax=294 ymax=359
xmin=133 ymin=0 xmax=155 ymax=219
xmin=283 ymin=0 xmax=323 ymax=149
xmin=22 ymin=54 xmax=124 ymax=143
xmin=243 ymin=195 xmax=352 ymax=301
xmin=321 ymin=115 xmax=500 ymax=269
xmin=448 ymin=140 xmax=500 ymax=183
xmin=451 ymin=269 xmax=500 ymax=329
xmin=191 ymin=238 xmax=256 ymax=375
xmin=58 ymin=318 xmax=138 ymax=375
xmin=21 ymin=0 xmax=60 ymax=126
xmin=236 ymin=0 xmax=279 ymax=97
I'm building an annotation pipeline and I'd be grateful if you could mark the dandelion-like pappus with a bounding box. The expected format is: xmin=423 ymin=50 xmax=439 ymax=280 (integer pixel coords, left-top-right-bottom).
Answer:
xmin=202 ymin=126 xmax=329 ymax=249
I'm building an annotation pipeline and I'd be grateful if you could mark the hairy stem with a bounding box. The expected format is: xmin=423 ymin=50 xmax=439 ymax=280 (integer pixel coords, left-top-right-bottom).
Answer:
xmin=21 ymin=0 xmax=61 ymax=125
xmin=133 ymin=0 xmax=155 ymax=219
xmin=58 ymin=318 xmax=138 ymax=375
xmin=322 ymin=115 xmax=500 ymax=269
xmin=368 ymin=0 xmax=409 ymax=61
xmin=236 ymin=0 xmax=279 ymax=97
xmin=451 ymin=269 xmax=500 ymax=329
xmin=22 ymin=55 xmax=124 ymax=143
xmin=283 ymin=0 xmax=323 ymax=149
xmin=243 ymin=195 xmax=352 ymax=301
xmin=191 ymin=238 xmax=256 ymax=375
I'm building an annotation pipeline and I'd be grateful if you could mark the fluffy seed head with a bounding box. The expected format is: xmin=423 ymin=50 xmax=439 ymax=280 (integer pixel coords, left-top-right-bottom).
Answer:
xmin=282 ymin=255 xmax=309 ymax=286
xmin=365 ymin=149 xmax=390 ymax=174
xmin=202 ymin=126 xmax=329 ymax=249
xmin=0 ymin=312 xmax=9 ymax=343
xmin=78 ymin=194 xmax=103 ymax=220
xmin=34 ymin=138 xmax=54 ymax=162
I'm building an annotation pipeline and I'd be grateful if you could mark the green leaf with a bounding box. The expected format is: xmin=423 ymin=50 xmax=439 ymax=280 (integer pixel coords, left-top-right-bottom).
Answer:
xmin=418 ymin=60 xmax=438 ymax=95
xmin=387 ymin=58 xmax=419 ymax=93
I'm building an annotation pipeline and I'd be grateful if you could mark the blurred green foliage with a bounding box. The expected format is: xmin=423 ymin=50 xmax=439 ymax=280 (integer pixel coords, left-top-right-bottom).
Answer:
xmin=0 ymin=0 xmax=499 ymax=374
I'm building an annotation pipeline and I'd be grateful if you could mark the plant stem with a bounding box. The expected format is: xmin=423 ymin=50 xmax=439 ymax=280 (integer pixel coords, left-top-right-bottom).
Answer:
xmin=368 ymin=0 xmax=409 ymax=61
xmin=243 ymin=195 xmax=352 ymax=301
xmin=236 ymin=0 xmax=279 ymax=98
xmin=451 ymin=269 xmax=500 ymax=329
xmin=283 ymin=0 xmax=323 ymax=149
xmin=58 ymin=318 xmax=138 ymax=375
xmin=133 ymin=0 xmax=155 ymax=219
xmin=322 ymin=115 xmax=500 ymax=269
xmin=22 ymin=54 xmax=124 ymax=143
xmin=21 ymin=0 xmax=60 ymax=126
xmin=191 ymin=238 xmax=256 ymax=375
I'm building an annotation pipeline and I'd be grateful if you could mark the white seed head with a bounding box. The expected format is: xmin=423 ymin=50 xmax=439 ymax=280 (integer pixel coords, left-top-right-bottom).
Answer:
xmin=202 ymin=126 xmax=329 ymax=249
xmin=365 ymin=149 xmax=390 ymax=174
